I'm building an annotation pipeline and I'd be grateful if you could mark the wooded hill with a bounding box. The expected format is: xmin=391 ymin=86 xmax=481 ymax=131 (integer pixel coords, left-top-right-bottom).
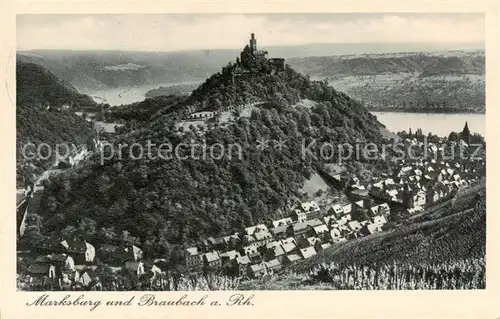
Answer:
xmin=16 ymin=62 xmax=97 ymax=109
xmin=16 ymin=63 xmax=95 ymax=186
xmin=30 ymin=63 xmax=386 ymax=262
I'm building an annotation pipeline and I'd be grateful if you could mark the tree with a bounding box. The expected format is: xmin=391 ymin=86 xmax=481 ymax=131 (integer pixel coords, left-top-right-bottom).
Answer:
xmin=448 ymin=131 xmax=460 ymax=142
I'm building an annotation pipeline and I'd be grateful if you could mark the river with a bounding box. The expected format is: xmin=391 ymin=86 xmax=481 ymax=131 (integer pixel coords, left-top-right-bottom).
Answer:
xmin=84 ymin=81 xmax=201 ymax=106
xmin=372 ymin=112 xmax=485 ymax=137
xmin=84 ymin=84 xmax=486 ymax=138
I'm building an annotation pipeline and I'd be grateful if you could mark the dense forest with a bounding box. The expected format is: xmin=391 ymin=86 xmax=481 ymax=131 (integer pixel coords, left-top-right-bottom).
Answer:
xmin=28 ymin=64 xmax=386 ymax=262
xmin=16 ymin=103 xmax=95 ymax=186
xmin=16 ymin=63 xmax=97 ymax=109
xmin=16 ymin=63 xmax=97 ymax=186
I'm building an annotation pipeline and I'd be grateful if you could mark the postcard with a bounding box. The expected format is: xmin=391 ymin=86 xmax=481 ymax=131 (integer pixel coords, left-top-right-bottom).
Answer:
xmin=1 ymin=1 xmax=499 ymax=318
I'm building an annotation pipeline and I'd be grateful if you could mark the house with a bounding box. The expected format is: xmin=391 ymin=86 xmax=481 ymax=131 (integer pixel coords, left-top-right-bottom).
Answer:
xmin=372 ymin=215 xmax=388 ymax=226
xmin=220 ymin=250 xmax=241 ymax=262
xmin=329 ymin=228 xmax=342 ymax=241
xmin=286 ymin=222 xmax=308 ymax=239
xmin=50 ymin=253 xmax=75 ymax=272
xmin=185 ymin=247 xmax=203 ymax=269
xmin=249 ymin=262 xmax=267 ymax=278
xmin=150 ymin=264 xmax=165 ymax=279
xmin=265 ymin=259 xmax=281 ymax=274
xmin=244 ymin=224 xmax=268 ymax=236
xmin=203 ymin=251 xmax=222 ymax=269
xmin=242 ymin=234 xmax=257 ymax=247
xmin=291 ymin=208 xmax=307 ymax=223
xmin=60 ymin=270 xmax=80 ymax=289
xmin=264 ymin=243 xmax=285 ymax=262
xmin=212 ymin=236 xmax=229 ymax=251
xmin=270 ymin=225 xmax=288 ymax=239
xmin=337 ymin=213 xmax=352 ymax=225
xmin=224 ymin=233 xmax=241 ymax=249
xmin=311 ymin=224 xmax=329 ymax=237
xmin=28 ymin=263 xmax=57 ymax=279
xmin=254 ymin=229 xmax=273 ymax=246
xmin=235 ymin=255 xmax=251 ymax=277
xmin=369 ymin=203 xmax=390 ymax=217
xmin=410 ymin=190 xmax=427 ymax=208
xmin=320 ymin=242 xmax=332 ymax=250
xmin=341 ymin=203 xmax=352 ymax=215
xmin=360 ymin=223 xmax=382 ymax=236
xmin=305 ymin=237 xmax=322 ymax=248
xmin=328 ymin=204 xmax=344 ymax=216
xmin=49 ymin=238 xmax=96 ymax=264
xmin=323 ymin=215 xmax=337 ymax=228
xmin=300 ymin=201 xmax=322 ymax=220
xmin=120 ymin=245 xmax=143 ymax=262
xmin=306 ymin=218 xmax=324 ymax=228
xmin=125 ymin=261 xmax=145 ymax=276
xmin=272 ymin=217 xmax=293 ymax=228
xmin=299 ymin=247 xmax=317 ymax=259
xmin=79 ymin=271 xmax=93 ymax=287
xmin=280 ymin=238 xmax=298 ymax=255
xmin=347 ymin=221 xmax=363 ymax=232
xmin=284 ymin=254 xmax=302 ymax=265
xmin=187 ymin=111 xmax=216 ymax=120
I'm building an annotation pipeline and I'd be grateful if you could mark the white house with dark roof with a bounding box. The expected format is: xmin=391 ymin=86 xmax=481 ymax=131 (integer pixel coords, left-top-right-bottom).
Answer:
xmin=203 ymin=251 xmax=221 ymax=269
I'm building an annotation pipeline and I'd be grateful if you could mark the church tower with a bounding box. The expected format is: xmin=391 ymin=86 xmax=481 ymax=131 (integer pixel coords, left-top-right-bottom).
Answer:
xmin=461 ymin=121 xmax=471 ymax=145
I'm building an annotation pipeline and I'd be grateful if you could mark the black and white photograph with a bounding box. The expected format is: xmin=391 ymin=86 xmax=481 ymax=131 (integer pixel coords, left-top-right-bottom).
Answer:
xmin=15 ymin=13 xmax=486 ymax=291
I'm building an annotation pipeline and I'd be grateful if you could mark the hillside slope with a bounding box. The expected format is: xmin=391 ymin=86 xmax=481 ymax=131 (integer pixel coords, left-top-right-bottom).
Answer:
xmin=238 ymin=185 xmax=486 ymax=290
xmin=288 ymin=52 xmax=485 ymax=78
xmin=16 ymin=62 xmax=97 ymax=108
xmin=34 ymin=63 xmax=385 ymax=259
xmin=16 ymin=63 xmax=95 ymax=186
xmin=288 ymin=52 xmax=485 ymax=113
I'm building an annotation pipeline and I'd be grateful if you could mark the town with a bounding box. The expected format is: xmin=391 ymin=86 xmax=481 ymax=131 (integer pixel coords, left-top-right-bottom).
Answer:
xmin=15 ymin=33 xmax=486 ymax=291
xmin=16 ymin=119 xmax=485 ymax=290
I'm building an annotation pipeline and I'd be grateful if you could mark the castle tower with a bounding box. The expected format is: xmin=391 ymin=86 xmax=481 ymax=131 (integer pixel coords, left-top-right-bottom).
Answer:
xmin=249 ymin=33 xmax=257 ymax=53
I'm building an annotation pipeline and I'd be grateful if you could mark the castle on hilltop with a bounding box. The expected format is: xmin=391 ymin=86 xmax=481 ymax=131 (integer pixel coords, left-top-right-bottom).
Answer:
xmin=230 ymin=33 xmax=285 ymax=83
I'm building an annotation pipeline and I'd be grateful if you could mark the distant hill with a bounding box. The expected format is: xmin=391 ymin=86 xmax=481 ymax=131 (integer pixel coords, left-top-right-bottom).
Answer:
xmin=16 ymin=62 xmax=97 ymax=108
xmin=287 ymin=52 xmax=485 ymax=113
xmin=145 ymin=83 xmax=199 ymax=98
xmin=17 ymin=50 xmax=235 ymax=92
xmin=287 ymin=52 xmax=485 ymax=78
xmin=17 ymin=42 xmax=483 ymax=93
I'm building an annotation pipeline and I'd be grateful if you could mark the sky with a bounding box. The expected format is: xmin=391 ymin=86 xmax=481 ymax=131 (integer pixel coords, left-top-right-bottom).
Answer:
xmin=17 ymin=13 xmax=485 ymax=51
